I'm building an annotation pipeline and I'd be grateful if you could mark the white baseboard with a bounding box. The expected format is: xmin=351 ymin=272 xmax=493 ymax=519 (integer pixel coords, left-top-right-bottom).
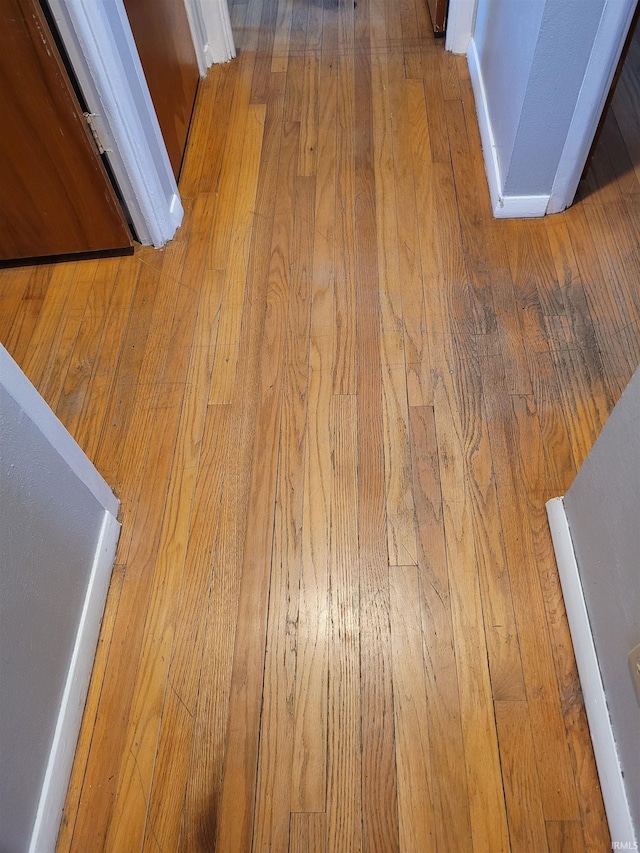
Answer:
xmin=467 ymin=39 xmax=550 ymax=220
xmin=28 ymin=510 xmax=121 ymax=853
xmin=546 ymin=497 xmax=636 ymax=848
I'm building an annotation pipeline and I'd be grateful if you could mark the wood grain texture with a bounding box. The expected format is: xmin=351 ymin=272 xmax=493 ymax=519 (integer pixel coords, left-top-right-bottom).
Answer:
xmin=546 ymin=820 xmax=587 ymax=853
xmin=290 ymin=76 xmax=337 ymax=814
xmin=209 ymin=103 xmax=266 ymax=404
xmin=215 ymin=118 xmax=298 ymax=853
xmin=354 ymin=0 xmax=400 ymax=843
xmin=495 ymin=700 xmax=549 ymax=853
xmin=409 ymin=406 xmax=473 ymax=852
xmin=0 ymin=1 xmax=626 ymax=849
xmin=290 ymin=813 xmax=327 ymax=853
xmin=252 ymin=173 xmax=314 ymax=852
xmin=389 ymin=566 xmax=436 ymax=853
xmin=327 ymin=395 xmax=362 ymax=853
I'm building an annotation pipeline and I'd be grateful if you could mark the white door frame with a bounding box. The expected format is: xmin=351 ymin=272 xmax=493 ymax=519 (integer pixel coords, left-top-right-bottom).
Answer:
xmin=47 ymin=0 xmax=235 ymax=247
xmin=446 ymin=0 xmax=477 ymax=54
xmin=548 ymin=0 xmax=638 ymax=212
xmin=47 ymin=0 xmax=183 ymax=246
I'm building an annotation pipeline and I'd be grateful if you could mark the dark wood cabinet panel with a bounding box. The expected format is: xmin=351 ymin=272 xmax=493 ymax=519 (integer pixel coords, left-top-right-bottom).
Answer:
xmin=0 ymin=0 xmax=132 ymax=262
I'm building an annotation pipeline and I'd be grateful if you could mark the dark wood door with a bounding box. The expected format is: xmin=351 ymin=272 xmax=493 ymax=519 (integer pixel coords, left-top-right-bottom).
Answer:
xmin=122 ymin=0 xmax=200 ymax=178
xmin=0 ymin=0 xmax=132 ymax=262
xmin=426 ymin=0 xmax=448 ymax=35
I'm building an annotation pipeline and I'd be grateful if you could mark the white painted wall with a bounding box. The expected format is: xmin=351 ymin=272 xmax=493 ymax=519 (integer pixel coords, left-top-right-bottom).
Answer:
xmin=0 ymin=346 xmax=120 ymax=852
xmin=472 ymin=0 xmax=546 ymax=188
xmin=468 ymin=0 xmax=637 ymax=216
xmin=505 ymin=0 xmax=604 ymax=195
xmin=562 ymin=367 xmax=640 ymax=841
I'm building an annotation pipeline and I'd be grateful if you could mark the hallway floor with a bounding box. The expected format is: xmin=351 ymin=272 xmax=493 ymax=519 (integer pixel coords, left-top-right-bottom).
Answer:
xmin=3 ymin=0 xmax=640 ymax=848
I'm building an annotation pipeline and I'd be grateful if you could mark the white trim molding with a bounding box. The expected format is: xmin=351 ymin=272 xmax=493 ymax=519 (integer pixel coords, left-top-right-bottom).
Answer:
xmin=29 ymin=512 xmax=121 ymax=853
xmin=47 ymin=0 xmax=183 ymax=247
xmin=446 ymin=0 xmax=477 ymax=54
xmin=184 ymin=0 xmax=212 ymax=76
xmin=546 ymin=498 xmax=636 ymax=848
xmin=1 ymin=344 xmax=122 ymax=852
xmin=467 ymin=39 xmax=550 ymax=218
xmin=196 ymin=0 xmax=236 ymax=64
xmin=185 ymin=0 xmax=235 ymax=72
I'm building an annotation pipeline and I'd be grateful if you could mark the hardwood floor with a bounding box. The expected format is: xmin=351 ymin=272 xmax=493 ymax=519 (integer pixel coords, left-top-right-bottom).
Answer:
xmin=2 ymin=0 xmax=639 ymax=848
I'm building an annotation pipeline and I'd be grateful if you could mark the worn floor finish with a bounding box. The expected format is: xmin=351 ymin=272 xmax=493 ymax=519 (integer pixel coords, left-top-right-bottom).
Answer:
xmin=2 ymin=0 xmax=639 ymax=848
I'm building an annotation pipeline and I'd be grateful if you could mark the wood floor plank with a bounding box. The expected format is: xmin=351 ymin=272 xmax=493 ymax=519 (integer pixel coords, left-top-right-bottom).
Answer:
xmin=69 ymin=381 xmax=186 ymax=852
xmin=209 ymin=103 xmax=266 ymax=404
xmin=271 ymin=0 xmax=294 ymax=73
xmin=389 ymin=565 xmax=436 ymax=853
xmin=141 ymin=402 xmax=231 ymax=852
xmin=3 ymin=265 xmax=52 ymax=365
xmin=320 ymin=0 xmax=339 ymax=78
xmin=41 ymin=260 xmax=119 ymax=422
xmin=0 ymin=266 xmax=33 ymax=344
xmin=96 ymin=301 xmax=206 ymax=851
xmin=196 ymin=63 xmax=238 ymax=195
xmin=207 ymin=50 xmax=259 ymax=272
xmin=468 ymin=412 xmax=527 ymax=703
xmin=214 ymin=118 xmax=299 ymax=853
xmin=423 ymin=164 xmax=511 ymax=850
xmin=299 ymin=55 xmax=319 ymax=175
xmin=422 ymin=52 xmax=450 ymax=164
xmin=20 ymin=261 xmax=92 ymax=407
xmin=67 ymin=226 xmax=194 ymax=849
xmin=105 ymin=263 xmax=223 ymax=851
xmin=409 ymin=407 xmax=473 ymax=852
xmin=546 ymin=820 xmax=587 ymax=853
xmin=401 ymin=78 xmax=433 ymax=407
xmin=429 ymin=368 xmax=511 ymax=853
xmin=179 ymin=67 xmax=223 ymax=198
xmin=371 ymin=53 xmax=417 ymax=571
xmin=504 ymin=216 xmax=608 ymax=470
xmin=89 ymin=257 xmax=162 ymax=483
xmin=290 ymin=75 xmax=336 ymax=814
xmin=291 ymin=352 xmax=331 ymax=812
xmin=333 ymin=54 xmax=357 ymax=394
xmin=481 ymin=374 xmax=583 ymax=823
xmin=353 ymin=5 xmax=399 ymax=843
xmin=57 ymin=258 xmax=138 ymax=454
xmin=305 ymin=0 xmax=323 ymax=56
xmin=565 ymin=203 xmax=638 ymax=405
xmin=508 ymin=390 xmax=610 ymax=849
xmin=327 ymin=395 xmax=362 ymax=853
xmin=108 ymin=247 xmax=196 ymax=564
xmin=250 ymin=0 xmax=279 ymax=103
xmin=495 ymin=700 xmax=549 ymax=853
xmin=290 ymin=813 xmax=327 ymax=853
xmin=252 ymin=174 xmax=314 ymax=851
xmin=178 ymin=78 xmax=289 ymax=852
